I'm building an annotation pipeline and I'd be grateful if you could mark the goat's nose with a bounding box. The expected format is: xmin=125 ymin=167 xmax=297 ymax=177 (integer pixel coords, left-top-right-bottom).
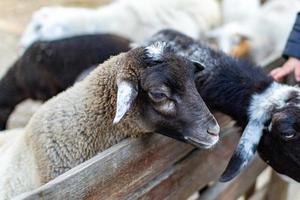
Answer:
xmin=207 ymin=124 xmax=220 ymax=136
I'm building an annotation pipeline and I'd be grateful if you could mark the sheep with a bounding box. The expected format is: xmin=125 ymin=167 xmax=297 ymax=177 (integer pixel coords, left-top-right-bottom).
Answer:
xmin=222 ymin=0 xmax=260 ymax=24
xmin=20 ymin=0 xmax=221 ymax=50
xmin=0 ymin=34 xmax=131 ymax=130
xmin=145 ymin=29 xmax=300 ymax=182
xmin=0 ymin=42 xmax=220 ymax=199
xmin=207 ymin=0 xmax=300 ymax=64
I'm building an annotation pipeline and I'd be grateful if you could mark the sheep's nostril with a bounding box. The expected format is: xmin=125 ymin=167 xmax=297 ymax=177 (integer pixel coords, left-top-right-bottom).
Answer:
xmin=207 ymin=124 xmax=220 ymax=136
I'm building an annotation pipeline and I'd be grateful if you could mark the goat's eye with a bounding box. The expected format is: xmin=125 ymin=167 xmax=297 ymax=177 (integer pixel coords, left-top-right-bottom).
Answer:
xmin=284 ymin=133 xmax=296 ymax=139
xmin=282 ymin=132 xmax=297 ymax=140
xmin=148 ymin=91 xmax=167 ymax=102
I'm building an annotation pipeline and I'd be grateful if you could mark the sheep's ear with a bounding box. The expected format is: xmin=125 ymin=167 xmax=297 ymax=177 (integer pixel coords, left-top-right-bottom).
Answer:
xmin=219 ymin=120 xmax=264 ymax=182
xmin=192 ymin=60 xmax=205 ymax=71
xmin=113 ymin=80 xmax=138 ymax=124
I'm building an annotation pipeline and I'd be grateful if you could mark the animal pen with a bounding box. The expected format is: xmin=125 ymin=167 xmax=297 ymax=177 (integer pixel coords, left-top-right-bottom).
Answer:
xmin=14 ymin=57 xmax=294 ymax=200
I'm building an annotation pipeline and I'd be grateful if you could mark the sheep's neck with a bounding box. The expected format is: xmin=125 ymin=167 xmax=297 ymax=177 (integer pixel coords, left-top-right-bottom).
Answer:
xmin=196 ymin=54 xmax=273 ymax=126
xmin=0 ymin=61 xmax=27 ymax=129
xmin=28 ymin=54 xmax=143 ymax=183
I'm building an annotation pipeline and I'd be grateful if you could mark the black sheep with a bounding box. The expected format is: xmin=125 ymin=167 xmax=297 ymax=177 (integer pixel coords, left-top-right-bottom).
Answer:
xmin=0 ymin=34 xmax=130 ymax=130
xmin=146 ymin=29 xmax=300 ymax=182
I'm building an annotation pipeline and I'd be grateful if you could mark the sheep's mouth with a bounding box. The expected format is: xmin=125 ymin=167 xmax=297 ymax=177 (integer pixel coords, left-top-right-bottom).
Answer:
xmin=184 ymin=136 xmax=218 ymax=149
xmin=155 ymin=128 xmax=219 ymax=149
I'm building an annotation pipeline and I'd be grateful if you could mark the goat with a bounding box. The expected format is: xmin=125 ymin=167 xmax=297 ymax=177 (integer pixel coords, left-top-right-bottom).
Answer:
xmin=146 ymin=29 xmax=300 ymax=182
xmin=0 ymin=43 xmax=220 ymax=199
xmin=0 ymin=34 xmax=130 ymax=130
xmin=20 ymin=0 xmax=221 ymax=49
xmin=207 ymin=0 xmax=300 ymax=64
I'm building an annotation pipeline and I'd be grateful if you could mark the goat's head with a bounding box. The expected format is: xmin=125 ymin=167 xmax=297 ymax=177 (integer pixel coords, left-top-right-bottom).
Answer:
xmin=20 ymin=6 xmax=70 ymax=50
xmin=221 ymin=83 xmax=300 ymax=182
xmin=113 ymin=42 xmax=220 ymax=148
xmin=258 ymin=89 xmax=300 ymax=182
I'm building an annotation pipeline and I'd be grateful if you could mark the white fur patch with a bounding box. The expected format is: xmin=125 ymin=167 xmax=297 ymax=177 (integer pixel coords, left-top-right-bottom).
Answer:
xmin=238 ymin=120 xmax=264 ymax=156
xmin=158 ymin=101 xmax=175 ymax=114
xmin=113 ymin=81 xmax=138 ymax=124
xmin=249 ymin=82 xmax=298 ymax=122
xmin=144 ymin=42 xmax=167 ymax=61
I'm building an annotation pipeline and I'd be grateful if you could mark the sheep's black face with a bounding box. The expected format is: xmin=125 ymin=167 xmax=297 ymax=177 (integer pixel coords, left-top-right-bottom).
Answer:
xmin=139 ymin=43 xmax=220 ymax=149
xmin=269 ymin=108 xmax=300 ymax=141
xmin=258 ymin=94 xmax=300 ymax=182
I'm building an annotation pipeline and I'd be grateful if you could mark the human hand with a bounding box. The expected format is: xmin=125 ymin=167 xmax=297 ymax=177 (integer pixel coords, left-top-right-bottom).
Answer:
xmin=270 ymin=57 xmax=300 ymax=82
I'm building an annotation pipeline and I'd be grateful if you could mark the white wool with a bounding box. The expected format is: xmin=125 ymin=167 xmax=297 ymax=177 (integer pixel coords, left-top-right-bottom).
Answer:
xmin=208 ymin=0 xmax=300 ymax=64
xmin=249 ymin=82 xmax=298 ymax=122
xmin=222 ymin=0 xmax=260 ymax=24
xmin=0 ymin=129 xmax=40 ymax=200
xmin=144 ymin=41 xmax=166 ymax=61
xmin=20 ymin=0 xmax=221 ymax=49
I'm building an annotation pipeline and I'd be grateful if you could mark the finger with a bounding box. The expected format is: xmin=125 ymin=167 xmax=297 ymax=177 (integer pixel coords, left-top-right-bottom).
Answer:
xmin=270 ymin=68 xmax=286 ymax=81
xmin=295 ymin=66 xmax=300 ymax=81
xmin=273 ymin=65 xmax=295 ymax=81
xmin=270 ymin=68 xmax=282 ymax=77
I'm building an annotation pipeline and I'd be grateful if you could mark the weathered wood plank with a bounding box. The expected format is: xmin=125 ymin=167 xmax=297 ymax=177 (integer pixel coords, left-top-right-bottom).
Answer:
xmin=197 ymin=156 xmax=266 ymax=200
xmin=213 ymin=156 xmax=266 ymax=200
xmin=16 ymin=134 xmax=193 ymax=200
xmin=127 ymin=127 xmax=241 ymax=200
xmin=265 ymin=171 xmax=290 ymax=200
xmin=15 ymin=114 xmax=234 ymax=200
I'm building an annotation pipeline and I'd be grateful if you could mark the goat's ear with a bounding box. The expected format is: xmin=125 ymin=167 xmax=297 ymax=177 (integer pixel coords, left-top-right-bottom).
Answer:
xmin=113 ymin=80 xmax=138 ymax=124
xmin=219 ymin=120 xmax=264 ymax=182
xmin=192 ymin=60 xmax=205 ymax=71
xmin=143 ymin=41 xmax=168 ymax=64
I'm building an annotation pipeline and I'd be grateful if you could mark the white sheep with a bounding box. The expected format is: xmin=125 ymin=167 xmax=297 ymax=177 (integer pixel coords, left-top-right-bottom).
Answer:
xmin=207 ymin=0 xmax=300 ymax=64
xmin=0 ymin=43 xmax=220 ymax=199
xmin=20 ymin=0 xmax=221 ymax=50
xmin=221 ymin=0 xmax=260 ymax=24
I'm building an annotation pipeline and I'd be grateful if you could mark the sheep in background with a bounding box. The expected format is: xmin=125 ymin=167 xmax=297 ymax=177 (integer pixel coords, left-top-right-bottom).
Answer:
xmin=0 ymin=34 xmax=130 ymax=130
xmin=0 ymin=43 xmax=220 ymax=199
xmin=7 ymin=100 xmax=42 ymax=130
xmin=207 ymin=0 xmax=300 ymax=64
xmin=222 ymin=0 xmax=260 ymax=24
xmin=20 ymin=0 xmax=221 ymax=50
xmin=146 ymin=29 xmax=300 ymax=183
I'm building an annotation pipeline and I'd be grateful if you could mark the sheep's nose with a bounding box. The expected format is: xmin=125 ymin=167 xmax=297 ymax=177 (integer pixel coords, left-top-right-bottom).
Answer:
xmin=207 ymin=124 xmax=220 ymax=136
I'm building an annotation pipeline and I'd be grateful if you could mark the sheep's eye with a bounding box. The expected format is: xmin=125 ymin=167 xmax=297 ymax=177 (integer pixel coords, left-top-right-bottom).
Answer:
xmin=148 ymin=91 xmax=167 ymax=102
xmin=282 ymin=132 xmax=296 ymax=140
